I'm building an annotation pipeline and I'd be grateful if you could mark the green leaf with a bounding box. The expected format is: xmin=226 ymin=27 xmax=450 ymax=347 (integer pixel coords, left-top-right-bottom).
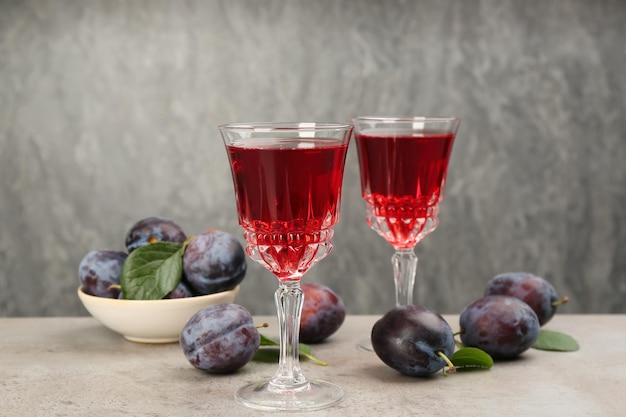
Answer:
xmin=120 ymin=242 xmax=184 ymax=300
xmin=259 ymin=333 xmax=279 ymax=346
xmin=533 ymin=329 xmax=580 ymax=352
xmin=252 ymin=349 xmax=281 ymax=363
xmin=253 ymin=334 xmax=327 ymax=366
xmin=298 ymin=344 xmax=328 ymax=366
xmin=451 ymin=347 xmax=494 ymax=371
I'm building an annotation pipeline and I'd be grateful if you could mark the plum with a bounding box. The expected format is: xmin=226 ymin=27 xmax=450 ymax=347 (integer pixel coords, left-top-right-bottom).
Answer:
xmin=484 ymin=272 xmax=568 ymax=326
xmin=299 ymin=283 xmax=346 ymax=343
xmin=460 ymin=295 xmax=540 ymax=359
xmin=183 ymin=230 xmax=247 ymax=295
xmin=79 ymin=250 xmax=128 ymax=298
xmin=180 ymin=303 xmax=260 ymax=373
xmin=164 ymin=280 xmax=193 ymax=299
xmin=371 ymin=305 xmax=455 ymax=376
xmin=125 ymin=216 xmax=187 ymax=253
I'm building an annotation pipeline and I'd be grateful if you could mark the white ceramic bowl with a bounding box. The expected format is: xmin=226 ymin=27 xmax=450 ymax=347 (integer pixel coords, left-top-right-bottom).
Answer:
xmin=77 ymin=285 xmax=240 ymax=343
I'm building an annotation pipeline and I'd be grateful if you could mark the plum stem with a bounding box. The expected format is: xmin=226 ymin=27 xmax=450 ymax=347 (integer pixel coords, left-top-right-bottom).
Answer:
xmin=256 ymin=323 xmax=269 ymax=329
xmin=181 ymin=235 xmax=195 ymax=252
xmin=437 ymin=351 xmax=456 ymax=376
xmin=552 ymin=296 xmax=569 ymax=307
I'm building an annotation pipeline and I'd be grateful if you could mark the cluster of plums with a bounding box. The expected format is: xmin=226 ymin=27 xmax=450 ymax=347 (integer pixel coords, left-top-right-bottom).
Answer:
xmin=180 ymin=271 xmax=566 ymax=376
xmin=460 ymin=272 xmax=568 ymax=359
xmin=82 ymin=223 xmax=567 ymax=378
xmin=78 ymin=216 xmax=247 ymax=299
xmin=78 ymin=216 xmax=347 ymax=374
xmin=180 ymin=283 xmax=346 ymax=373
xmin=371 ymin=272 xmax=568 ymax=377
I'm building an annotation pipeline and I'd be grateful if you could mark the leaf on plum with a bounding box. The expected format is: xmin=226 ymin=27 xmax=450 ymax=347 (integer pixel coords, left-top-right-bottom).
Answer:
xmin=532 ymin=329 xmax=580 ymax=352
xmin=120 ymin=242 xmax=184 ymax=300
xmin=451 ymin=347 xmax=494 ymax=371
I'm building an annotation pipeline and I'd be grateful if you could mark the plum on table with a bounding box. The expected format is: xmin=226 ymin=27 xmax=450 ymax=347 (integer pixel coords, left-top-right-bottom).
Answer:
xmin=299 ymin=283 xmax=345 ymax=344
xmin=460 ymin=295 xmax=540 ymax=359
xmin=371 ymin=305 xmax=455 ymax=377
xmin=180 ymin=303 xmax=260 ymax=373
xmin=484 ymin=272 xmax=568 ymax=326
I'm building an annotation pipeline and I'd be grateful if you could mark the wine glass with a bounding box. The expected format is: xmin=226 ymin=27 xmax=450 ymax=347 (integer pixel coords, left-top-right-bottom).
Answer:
xmin=219 ymin=122 xmax=352 ymax=411
xmin=352 ymin=116 xmax=460 ymax=350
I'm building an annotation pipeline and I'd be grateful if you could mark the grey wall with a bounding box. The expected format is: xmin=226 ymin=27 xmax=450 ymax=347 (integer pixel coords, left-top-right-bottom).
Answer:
xmin=1 ymin=0 xmax=625 ymax=317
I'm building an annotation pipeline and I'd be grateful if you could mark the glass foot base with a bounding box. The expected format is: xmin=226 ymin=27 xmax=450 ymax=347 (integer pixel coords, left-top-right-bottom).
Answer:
xmin=357 ymin=337 xmax=374 ymax=352
xmin=235 ymin=379 xmax=344 ymax=411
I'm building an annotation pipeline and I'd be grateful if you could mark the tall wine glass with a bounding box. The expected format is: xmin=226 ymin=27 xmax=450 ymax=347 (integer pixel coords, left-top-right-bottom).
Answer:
xmin=352 ymin=116 xmax=460 ymax=350
xmin=219 ymin=122 xmax=352 ymax=411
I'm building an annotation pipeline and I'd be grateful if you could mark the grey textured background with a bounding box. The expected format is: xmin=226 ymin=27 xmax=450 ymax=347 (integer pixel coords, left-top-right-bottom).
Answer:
xmin=1 ymin=0 xmax=625 ymax=317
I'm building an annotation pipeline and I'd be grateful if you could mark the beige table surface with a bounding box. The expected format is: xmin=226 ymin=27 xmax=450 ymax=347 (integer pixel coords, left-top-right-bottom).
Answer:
xmin=1 ymin=314 xmax=623 ymax=417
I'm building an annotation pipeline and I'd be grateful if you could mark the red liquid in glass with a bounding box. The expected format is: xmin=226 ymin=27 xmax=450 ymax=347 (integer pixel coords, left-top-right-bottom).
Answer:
xmin=355 ymin=131 xmax=455 ymax=249
xmin=227 ymin=140 xmax=348 ymax=280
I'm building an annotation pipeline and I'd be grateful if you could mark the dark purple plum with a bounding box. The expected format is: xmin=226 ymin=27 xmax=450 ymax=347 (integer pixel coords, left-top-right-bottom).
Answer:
xmin=164 ymin=280 xmax=193 ymax=299
xmin=484 ymin=272 xmax=568 ymax=326
xmin=180 ymin=303 xmax=260 ymax=373
xmin=460 ymin=295 xmax=540 ymax=359
xmin=371 ymin=305 xmax=455 ymax=377
xmin=125 ymin=216 xmax=187 ymax=253
xmin=79 ymin=250 xmax=127 ymax=298
xmin=183 ymin=230 xmax=246 ymax=295
xmin=299 ymin=283 xmax=346 ymax=343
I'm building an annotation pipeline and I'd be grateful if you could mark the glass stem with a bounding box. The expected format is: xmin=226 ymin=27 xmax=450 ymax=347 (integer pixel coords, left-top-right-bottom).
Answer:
xmin=392 ymin=249 xmax=418 ymax=306
xmin=269 ymin=280 xmax=308 ymax=392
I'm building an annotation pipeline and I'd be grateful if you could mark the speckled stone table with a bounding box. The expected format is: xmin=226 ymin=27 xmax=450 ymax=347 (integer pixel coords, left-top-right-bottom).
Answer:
xmin=1 ymin=315 xmax=623 ymax=416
